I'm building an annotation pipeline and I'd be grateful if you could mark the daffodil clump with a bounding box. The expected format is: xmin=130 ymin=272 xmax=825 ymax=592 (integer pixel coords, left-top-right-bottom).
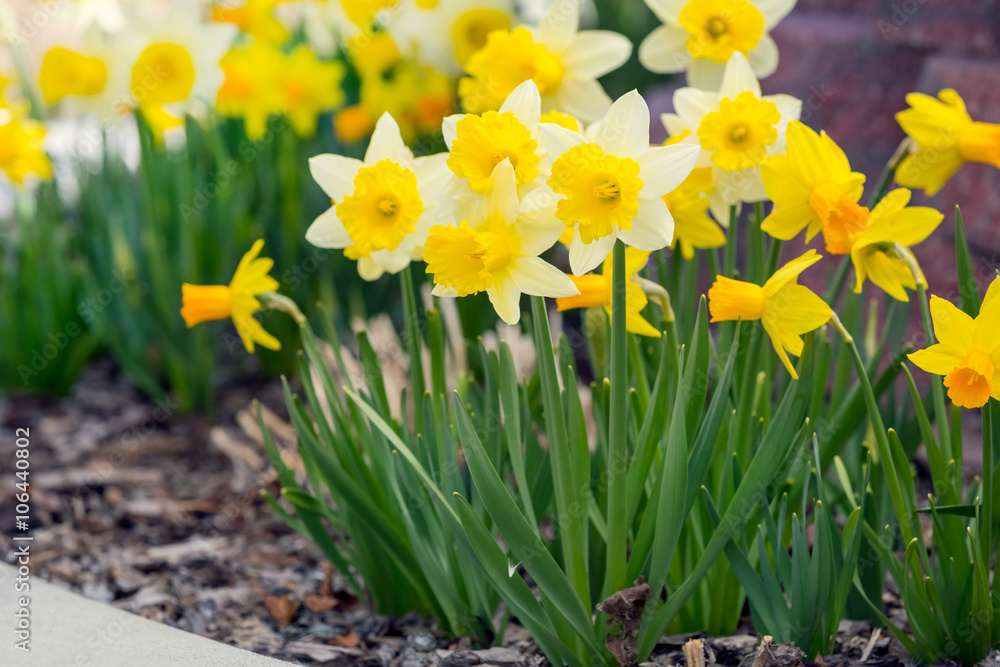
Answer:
xmin=8 ymin=1 xmax=1000 ymax=666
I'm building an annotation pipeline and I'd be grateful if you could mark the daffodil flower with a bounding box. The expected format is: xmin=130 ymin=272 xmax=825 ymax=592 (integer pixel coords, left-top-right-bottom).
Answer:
xmin=849 ymin=189 xmax=942 ymax=302
xmin=639 ymin=0 xmax=795 ymax=89
xmin=440 ymin=80 xmax=546 ymax=218
xmin=760 ymin=121 xmax=868 ymax=249
xmin=556 ymin=247 xmax=662 ymax=337
xmin=127 ymin=0 xmax=237 ymax=136
xmin=384 ymin=0 xmax=515 ymax=75
xmin=708 ymin=250 xmax=832 ymax=379
xmin=459 ymin=0 xmax=632 ymax=122
xmin=212 ymin=0 xmax=290 ymax=45
xmin=664 ymin=168 xmax=726 ymax=259
xmin=540 ymin=89 xmax=700 ymax=276
xmin=277 ymin=46 xmax=347 ymax=138
xmin=895 ymin=89 xmax=1000 ymax=196
xmin=37 ymin=25 xmax=131 ymax=122
xmin=181 ymin=240 xmax=281 ymax=353
xmin=423 ymin=159 xmax=577 ymax=325
xmin=908 ymin=277 xmax=1000 ymax=409
xmin=217 ymin=42 xmax=285 ymax=140
xmin=306 ymin=113 xmax=449 ymax=280
xmin=661 ymin=53 xmax=801 ymax=224
xmin=0 ymin=105 xmax=52 ymax=186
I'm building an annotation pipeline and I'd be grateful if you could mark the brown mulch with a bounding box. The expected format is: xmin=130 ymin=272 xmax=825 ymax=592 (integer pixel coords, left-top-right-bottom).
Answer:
xmin=0 ymin=359 xmax=974 ymax=666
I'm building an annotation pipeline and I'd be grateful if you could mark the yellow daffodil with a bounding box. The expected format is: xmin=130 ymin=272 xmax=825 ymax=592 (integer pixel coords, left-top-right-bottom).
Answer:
xmin=307 ymin=113 xmax=449 ymax=279
xmin=849 ymin=188 xmax=942 ymax=302
xmin=277 ymin=46 xmax=346 ymax=138
xmin=347 ymin=33 xmax=402 ymax=77
xmin=424 ymin=159 xmax=577 ymax=324
xmin=127 ymin=0 xmax=237 ymax=136
xmin=217 ymin=42 xmax=284 ymax=139
xmin=664 ymin=168 xmax=726 ymax=259
xmin=0 ymin=106 xmax=52 ymax=186
xmin=384 ymin=0 xmax=515 ymax=74
xmin=760 ymin=121 xmax=867 ymax=247
xmin=639 ymin=0 xmax=795 ymax=89
xmin=662 ymin=53 xmax=800 ymax=223
xmin=541 ymin=90 xmax=700 ymax=275
xmin=340 ymin=0 xmax=399 ymax=27
xmin=181 ymin=240 xmax=281 ymax=353
xmin=708 ymin=250 xmax=832 ymax=379
xmin=908 ymin=277 xmax=1000 ymax=409
xmin=556 ymin=247 xmax=661 ymax=337
xmin=459 ymin=0 xmax=631 ymax=122
xmin=895 ymin=89 xmax=1000 ymax=196
xmin=213 ymin=0 xmax=290 ymax=44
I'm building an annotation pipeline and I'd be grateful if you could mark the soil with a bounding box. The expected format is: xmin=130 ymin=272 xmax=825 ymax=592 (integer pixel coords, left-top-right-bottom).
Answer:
xmin=0 ymin=359 xmax=961 ymax=667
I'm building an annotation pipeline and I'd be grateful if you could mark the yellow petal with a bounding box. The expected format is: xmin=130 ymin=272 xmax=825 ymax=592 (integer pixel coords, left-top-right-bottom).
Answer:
xmin=894 ymin=149 xmax=964 ymax=197
xmin=761 ymin=201 xmax=818 ymax=241
xmin=908 ymin=345 xmax=965 ymax=376
xmin=763 ymin=249 xmax=822 ymax=297
xmin=763 ymin=284 xmax=832 ymax=337
xmin=625 ymin=311 xmax=662 ymax=338
xmin=929 ymin=294 xmax=974 ymax=351
xmin=556 ymin=274 xmax=609 ymax=311
xmin=762 ymin=319 xmax=798 ymax=379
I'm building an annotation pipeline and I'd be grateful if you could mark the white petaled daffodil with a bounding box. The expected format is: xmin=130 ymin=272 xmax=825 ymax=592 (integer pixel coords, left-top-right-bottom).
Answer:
xmin=639 ymin=0 xmax=795 ymax=90
xmin=660 ymin=52 xmax=800 ymax=224
xmin=439 ymin=79 xmax=557 ymax=221
xmin=424 ymin=159 xmax=577 ymax=325
xmin=36 ymin=24 xmax=132 ymax=122
xmin=306 ymin=112 xmax=449 ymax=281
xmin=126 ymin=0 xmax=237 ymax=134
xmin=459 ymin=0 xmax=632 ymax=123
xmin=539 ymin=89 xmax=701 ymax=276
xmin=384 ymin=0 xmax=516 ymax=75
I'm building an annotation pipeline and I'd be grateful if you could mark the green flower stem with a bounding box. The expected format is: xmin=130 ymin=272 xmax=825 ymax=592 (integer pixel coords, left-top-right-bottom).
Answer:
xmin=724 ymin=205 xmax=738 ymax=279
xmin=865 ymin=139 xmax=908 ymax=209
xmin=829 ymin=313 xmax=915 ymax=546
xmin=982 ymin=403 xmax=993 ymax=568
xmin=603 ymin=239 xmax=629 ymax=598
xmin=401 ymin=264 xmax=426 ymax=434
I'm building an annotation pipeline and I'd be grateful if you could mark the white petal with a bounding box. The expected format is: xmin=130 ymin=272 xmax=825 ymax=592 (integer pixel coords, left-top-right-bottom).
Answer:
xmin=309 ymin=154 xmax=360 ymax=202
xmin=305 ymin=208 xmax=352 ymax=248
xmin=521 ymin=186 xmax=562 ymax=215
xmin=442 ymin=114 xmax=462 ymax=149
xmin=594 ymin=89 xmax=650 ymax=157
xmin=500 ymin=80 xmax=542 ymax=135
xmin=413 ymin=152 xmax=451 ymax=201
xmin=370 ymin=246 xmax=413 ymax=275
xmin=539 ymin=123 xmax=587 ymax=163
xmin=569 ymin=230 xmax=616 ymax=276
xmin=561 ymin=31 xmax=632 ymax=79
xmin=718 ymin=52 xmax=761 ymax=99
xmin=436 ymin=178 xmax=475 ymax=223
xmin=509 ymin=257 xmax=578 ymax=297
xmin=686 ymin=59 xmax=726 ymax=90
xmin=709 ymin=193 xmax=739 ymax=228
xmin=638 ymin=24 xmax=690 ymax=74
xmin=486 ymin=160 xmax=520 ymax=223
xmin=365 ymin=113 xmax=413 ymax=164
xmin=642 ymin=0 xmax=687 ymax=23
xmin=488 ymin=279 xmax=523 ymax=325
xmin=767 ymin=93 xmax=803 ymax=126
xmin=660 ymin=113 xmax=690 ymax=138
xmin=748 ymin=34 xmax=780 ymax=80
xmin=514 ymin=210 xmax=565 ymax=256
xmin=636 ymin=143 xmax=700 ymax=196
xmin=432 ymin=283 xmax=459 ymax=298
xmin=536 ymin=0 xmax=579 ymax=53
xmin=672 ymin=87 xmax=720 ymax=125
xmin=756 ymin=0 xmax=796 ymax=29
xmin=548 ymin=78 xmax=612 ymax=124
xmin=357 ymin=258 xmax=385 ymax=282
xmin=618 ymin=198 xmax=673 ymax=251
